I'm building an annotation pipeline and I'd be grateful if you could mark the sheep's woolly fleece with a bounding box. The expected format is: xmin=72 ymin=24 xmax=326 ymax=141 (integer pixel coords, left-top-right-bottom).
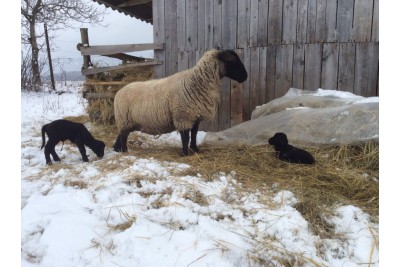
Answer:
xmin=113 ymin=49 xmax=224 ymax=135
xmin=21 ymin=83 xmax=378 ymax=267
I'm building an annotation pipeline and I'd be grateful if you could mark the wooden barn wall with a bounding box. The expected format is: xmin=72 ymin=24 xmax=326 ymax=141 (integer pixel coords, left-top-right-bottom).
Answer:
xmin=153 ymin=0 xmax=379 ymax=131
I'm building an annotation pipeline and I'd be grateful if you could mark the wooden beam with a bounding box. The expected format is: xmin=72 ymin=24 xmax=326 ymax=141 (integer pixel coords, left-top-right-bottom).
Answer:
xmin=118 ymin=0 xmax=152 ymax=8
xmin=82 ymin=61 xmax=162 ymax=76
xmin=78 ymin=43 xmax=164 ymax=56
xmin=85 ymin=93 xmax=116 ymax=100
xmin=84 ymin=81 xmax=129 ymax=86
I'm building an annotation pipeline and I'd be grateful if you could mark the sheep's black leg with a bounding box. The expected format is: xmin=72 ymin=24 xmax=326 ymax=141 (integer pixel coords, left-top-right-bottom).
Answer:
xmin=113 ymin=130 xmax=130 ymax=152
xmin=179 ymin=130 xmax=190 ymax=156
xmin=113 ymin=135 xmax=122 ymax=152
xmin=120 ymin=130 xmax=130 ymax=152
xmin=189 ymin=121 xmax=200 ymax=153
xmin=76 ymin=140 xmax=89 ymax=162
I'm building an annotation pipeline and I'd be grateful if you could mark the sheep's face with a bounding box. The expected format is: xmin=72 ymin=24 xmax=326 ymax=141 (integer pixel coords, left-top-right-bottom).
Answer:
xmin=217 ymin=50 xmax=248 ymax=83
xmin=268 ymin=132 xmax=289 ymax=147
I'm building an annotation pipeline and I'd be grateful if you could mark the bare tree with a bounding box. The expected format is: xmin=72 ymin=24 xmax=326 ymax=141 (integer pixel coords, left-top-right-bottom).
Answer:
xmin=21 ymin=0 xmax=106 ymax=88
xmin=21 ymin=50 xmax=48 ymax=91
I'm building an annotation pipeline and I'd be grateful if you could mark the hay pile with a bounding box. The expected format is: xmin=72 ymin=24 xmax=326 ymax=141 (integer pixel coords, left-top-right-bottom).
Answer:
xmin=82 ymin=66 xmax=154 ymax=125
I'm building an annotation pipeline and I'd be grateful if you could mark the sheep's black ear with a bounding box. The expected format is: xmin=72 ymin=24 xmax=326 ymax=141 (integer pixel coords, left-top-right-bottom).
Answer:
xmin=217 ymin=50 xmax=248 ymax=83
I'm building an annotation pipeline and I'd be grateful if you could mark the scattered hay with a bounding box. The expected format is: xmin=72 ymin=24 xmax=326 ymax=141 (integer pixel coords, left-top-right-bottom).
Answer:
xmin=107 ymin=209 xmax=136 ymax=232
xmin=63 ymin=180 xmax=88 ymax=189
xmin=62 ymin=118 xmax=379 ymax=238
xmin=123 ymin=140 xmax=379 ymax=237
xmin=183 ymin=190 xmax=209 ymax=206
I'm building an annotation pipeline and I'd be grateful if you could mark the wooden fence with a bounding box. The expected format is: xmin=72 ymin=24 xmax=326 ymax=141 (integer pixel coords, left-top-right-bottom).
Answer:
xmin=153 ymin=0 xmax=379 ymax=131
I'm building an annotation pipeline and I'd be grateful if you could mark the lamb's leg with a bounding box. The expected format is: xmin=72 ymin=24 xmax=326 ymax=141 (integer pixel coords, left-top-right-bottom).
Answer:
xmin=179 ymin=130 xmax=190 ymax=156
xmin=189 ymin=121 xmax=200 ymax=153
xmin=50 ymin=147 xmax=61 ymax=162
xmin=76 ymin=140 xmax=89 ymax=162
xmin=44 ymin=140 xmax=58 ymax=165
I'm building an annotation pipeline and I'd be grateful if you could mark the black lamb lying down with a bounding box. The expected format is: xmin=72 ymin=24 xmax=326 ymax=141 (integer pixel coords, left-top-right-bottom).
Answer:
xmin=268 ymin=132 xmax=315 ymax=165
xmin=41 ymin=119 xmax=105 ymax=165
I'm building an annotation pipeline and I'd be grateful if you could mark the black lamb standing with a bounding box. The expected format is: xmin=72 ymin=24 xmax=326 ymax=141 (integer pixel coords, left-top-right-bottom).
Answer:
xmin=41 ymin=119 xmax=105 ymax=165
xmin=268 ymin=132 xmax=315 ymax=165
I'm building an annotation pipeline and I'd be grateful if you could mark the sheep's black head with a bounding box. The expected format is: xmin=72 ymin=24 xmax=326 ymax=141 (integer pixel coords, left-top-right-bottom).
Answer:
xmin=268 ymin=132 xmax=289 ymax=148
xmin=217 ymin=50 xmax=248 ymax=83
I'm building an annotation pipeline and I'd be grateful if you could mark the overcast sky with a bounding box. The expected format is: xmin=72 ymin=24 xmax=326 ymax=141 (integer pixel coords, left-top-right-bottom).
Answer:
xmin=51 ymin=9 xmax=154 ymax=60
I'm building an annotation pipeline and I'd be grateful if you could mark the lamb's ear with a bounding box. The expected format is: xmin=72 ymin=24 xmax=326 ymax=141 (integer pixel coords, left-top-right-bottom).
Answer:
xmin=217 ymin=50 xmax=248 ymax=83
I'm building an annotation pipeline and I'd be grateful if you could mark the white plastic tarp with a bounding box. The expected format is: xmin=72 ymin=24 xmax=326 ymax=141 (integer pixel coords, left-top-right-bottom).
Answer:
xmin=204 ymin=88 xmax=379 ymax=147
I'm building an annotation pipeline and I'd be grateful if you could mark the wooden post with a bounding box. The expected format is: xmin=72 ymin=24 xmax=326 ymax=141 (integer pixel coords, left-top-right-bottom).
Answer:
xmin=79 ymin=28 xmax=91 ymax=70
xmin=44 ymin=23 xmax=55 ymax=90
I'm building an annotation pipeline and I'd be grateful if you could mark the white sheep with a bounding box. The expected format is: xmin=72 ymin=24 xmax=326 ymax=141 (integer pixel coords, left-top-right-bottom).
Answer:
xmin=113 ymin=49 xmax=248 ymax=156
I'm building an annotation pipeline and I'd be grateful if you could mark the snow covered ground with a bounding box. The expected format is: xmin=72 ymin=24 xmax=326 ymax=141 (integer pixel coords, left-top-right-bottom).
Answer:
xmin=19 ymin=84 xmax=379 ymax=266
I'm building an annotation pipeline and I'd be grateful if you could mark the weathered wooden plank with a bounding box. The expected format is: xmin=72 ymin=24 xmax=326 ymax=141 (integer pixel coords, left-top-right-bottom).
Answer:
xmin=249 ymin=0 xmax=259 ymax=47
xmin=337 ymin=0 xmax=355 ymax=42
xmin=222 ymin=0 xmax=238 ymax=49
xmin=307 ymin=0 xmax=317 ymax=43
xmin=153 ymin=0 xmax=165 ymax=78
xmin=325 ymin=0 xmax=338 ymax=42
xmin=82 ymin=61 xmax=162 ymax=76
xmin=213 ymin=0 xmax=223 ymax=49
xmin=282 ymin=0 xmax=298 ymax=45
xmin=316 ymin=0 xmax=327 ymax=42
xmin=197 ymin=0 xmax=206 ymax=51
xmin=268 ymin=0 xmax=283 ymax=45
xmin=177 ymin=51 xmax=189 ymax=72
xmin=195 ymin=50 xmax=205 ymax=62
xmin=231 ymin=49 xmax=244 ymax=126
xmin=296 ymin=0 xmax=308 ymax=44
xmin=165 ymin=0 xmax=178 ymax=76
xmin=258 ymin=47 xmax=267 ymax=105
xmin=237 ymin=0 xmax=250 ymax=48
xmin=321 ymin=43 xmax=339 ymax=90
xmin=353 ymin=0 xmax=374 ymax=42
xmin=338 ymin=43 xmax=356 ymax=92
xmin=257 ymin=0 xmax=269 ymax=46
xmin=204 ymin=0 xmax=214 ymax=49
xmin=354 ymin=42 xmax=379 ymax=96
xmin=249 ymin=47 xmax=260 ymax=113
xmin=304 ymin=43 xmax=322 ymax=90
xmin=292 ymin=44 xmax=305 ymax=89
xmin=266 ymin=45 xmax=277 ymax=103
xmin=79 ymin=43 xmax=164 ymax=56
xmin=186 ymin=0 xmax=198 ymax=51
xmin=242 ymin=47 xmax=252 ymax=121
xmin=371 ymin=0 xmax=379 ymax=41
xmin=219 ymin=77 xmax=231 ymax=130
xmin=177 ymin=0 xmax=186 ymax=52
xmin=275 ymin=45 xmax=293 ymax=97
xmin=188 ymin=50 xmax=197 ymax=68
